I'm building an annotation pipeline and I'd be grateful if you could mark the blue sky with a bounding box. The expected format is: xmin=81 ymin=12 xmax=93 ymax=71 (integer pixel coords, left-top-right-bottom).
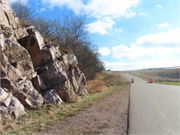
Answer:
xmin=9 ymin=0 xmax=180 ymax=70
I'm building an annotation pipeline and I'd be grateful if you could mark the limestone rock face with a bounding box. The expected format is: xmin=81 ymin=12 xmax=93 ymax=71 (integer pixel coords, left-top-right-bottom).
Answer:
xmin=0 ymin=0 xmax=88 ymax=119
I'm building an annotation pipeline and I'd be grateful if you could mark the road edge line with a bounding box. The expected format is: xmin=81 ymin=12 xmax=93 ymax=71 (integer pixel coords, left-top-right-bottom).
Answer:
xmin=126 ymin=82 xmax=131 ymax=135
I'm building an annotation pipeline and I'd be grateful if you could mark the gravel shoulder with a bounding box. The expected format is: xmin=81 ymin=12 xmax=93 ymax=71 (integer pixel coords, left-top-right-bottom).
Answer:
xmin=34 ymin=84 xmax=130 ymax=134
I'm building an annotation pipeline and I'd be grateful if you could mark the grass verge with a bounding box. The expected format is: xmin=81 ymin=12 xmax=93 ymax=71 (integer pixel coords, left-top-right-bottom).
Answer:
xmin=156 ymin=81 xmax=180 ymax=86
xmin=5 ymin=88 xmax=114 ymax=134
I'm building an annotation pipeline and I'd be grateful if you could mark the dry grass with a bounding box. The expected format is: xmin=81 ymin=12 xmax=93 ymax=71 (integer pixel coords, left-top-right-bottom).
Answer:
xmin=87 ymin=72 xmax=128 ymax=94
xmin=87 ymin=79 xmax=108 ymax=94
xmin=69 ymin=63 xmax=78 ymax=69
xmin=60 ymin=50 xmax=74 ymax=55
xmin=51 ymin=41 xmax=58 ymax=47
xmin=103 ymin=73 xmax=121 ymax=86
xmin=87 ymin=73 xmax=108 ymax=94
xmin=17 ymin=20 xmax=29 ymax=28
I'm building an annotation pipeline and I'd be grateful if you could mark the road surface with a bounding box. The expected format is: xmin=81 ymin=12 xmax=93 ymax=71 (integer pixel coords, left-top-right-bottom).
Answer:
xmin=123 ymin=74 xmax=180 ymax=135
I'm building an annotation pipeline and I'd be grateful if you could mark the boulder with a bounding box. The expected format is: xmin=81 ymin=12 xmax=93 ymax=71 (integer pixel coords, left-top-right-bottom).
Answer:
xmin=69 ymin=67 xmax=87 ymax=95
xmin=38 ymin=60 xmax=68 ymax=87
xmin=44 ymin=89 xmax=63 ymax=104
xmin=62 ymin=53 xmax=78 ymax=66
xmin=2 ymin=38 xmax=34 ymax=78
xmin=62 ymin=53 xmax=78 ymax=71
xmin=0 ymin=88 xmax=26 ymax=119
xmin=21 ymin=80 xmax=44 ymax=106
xmin=1 ymin=53 xmax=22 ymax=83
xmin=12 ymin=78 xmax=44 ymax=107
xmin=77 ymin=72 xmax=87 ymax=95
xmin=13 ymin=90 xmax=34 ymax=108
xmin=48 ymin=46 xmax=61 ymax=61
xmin=56 ymin=79 xmax=76 ymax=102
xmin=27 ymin=28 xmax=45 ymax=50
xmin=18 ymin=29 xmax=46 ymax=67
xmin=8 ymin=96 xmax=26 ymax=118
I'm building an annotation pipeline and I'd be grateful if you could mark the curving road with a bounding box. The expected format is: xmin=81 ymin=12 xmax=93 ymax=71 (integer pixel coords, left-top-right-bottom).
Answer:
xmin=123 ymin=74 xmax=180 ymax=135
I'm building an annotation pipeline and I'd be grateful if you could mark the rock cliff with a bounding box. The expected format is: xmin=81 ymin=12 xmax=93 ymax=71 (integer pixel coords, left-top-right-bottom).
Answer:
xmin=0 ymin=0 xmax=87 ymax=119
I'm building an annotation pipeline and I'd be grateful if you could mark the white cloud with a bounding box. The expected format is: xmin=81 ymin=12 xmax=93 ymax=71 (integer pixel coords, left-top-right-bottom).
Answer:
xmin=112 ymin=28 xmax=180 ymax=60
xmin=138 ymin=12 xmax=146 ymax=16
xmin=86 ymin=17 xmax=115 ymax=35
xmin=41 ymin=0 xmax=139 ymax=18
xmin=83 ymin=0 xmax=138 ymax=18
xmin=41 ymin=0 xmax=84 ymax=13
xmin=41 ymin=0 xmax=139 ymax=34
xmin=157 ymin=22 xmax=169 ymax=27
xmin=156 ymin=4 xmax=162 ymax=8
xmin=112 ymin=44 xmax=145 ymax=59
xmin=37 ymin=7 xmax=46 ymax=12
xmin=104 ymin=56 xmax=180 ymax=70
xmin=104 ymin=61 xmax=133 ymax=70
xmin=135 ymin=57 xmax=180 ymax=69
xmin=114 ymin=28 xmax=123 ymax=33
xmin=108 ymin=28 xmax=123 ymax=36
xmin=136 ymin=28 xmax=179 ymax=45
xmin=98 ymin=47 xmax=111 ymax=56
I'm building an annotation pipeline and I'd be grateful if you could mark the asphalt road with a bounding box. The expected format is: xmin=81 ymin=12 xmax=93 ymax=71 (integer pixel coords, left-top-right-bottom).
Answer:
xmin=123 ymin=74 xmax=180 ymax=135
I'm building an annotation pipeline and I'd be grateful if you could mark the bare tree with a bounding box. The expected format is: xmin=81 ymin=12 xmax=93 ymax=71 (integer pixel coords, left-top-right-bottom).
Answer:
xmin=11 ymin=0 xmax=35 ymax=24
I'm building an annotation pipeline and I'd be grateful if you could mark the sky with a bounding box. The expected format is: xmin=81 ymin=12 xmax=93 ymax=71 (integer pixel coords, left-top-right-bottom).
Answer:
xmin=9 ymin=0 xmax=180 ymax=71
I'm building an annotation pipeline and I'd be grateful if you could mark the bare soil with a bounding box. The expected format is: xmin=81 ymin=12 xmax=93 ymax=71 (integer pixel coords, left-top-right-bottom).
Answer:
xmin=34 ymin=84 xmax=130 ymax=135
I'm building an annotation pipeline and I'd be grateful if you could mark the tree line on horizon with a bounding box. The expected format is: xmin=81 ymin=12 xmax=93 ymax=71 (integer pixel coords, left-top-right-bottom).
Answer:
xmin=11 ymin=1 xmax=105 ymax=80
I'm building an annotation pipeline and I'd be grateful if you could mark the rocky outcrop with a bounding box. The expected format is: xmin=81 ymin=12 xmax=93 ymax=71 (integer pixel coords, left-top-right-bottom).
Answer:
xmin=0 ymin=0 xmax=87 ymax=119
